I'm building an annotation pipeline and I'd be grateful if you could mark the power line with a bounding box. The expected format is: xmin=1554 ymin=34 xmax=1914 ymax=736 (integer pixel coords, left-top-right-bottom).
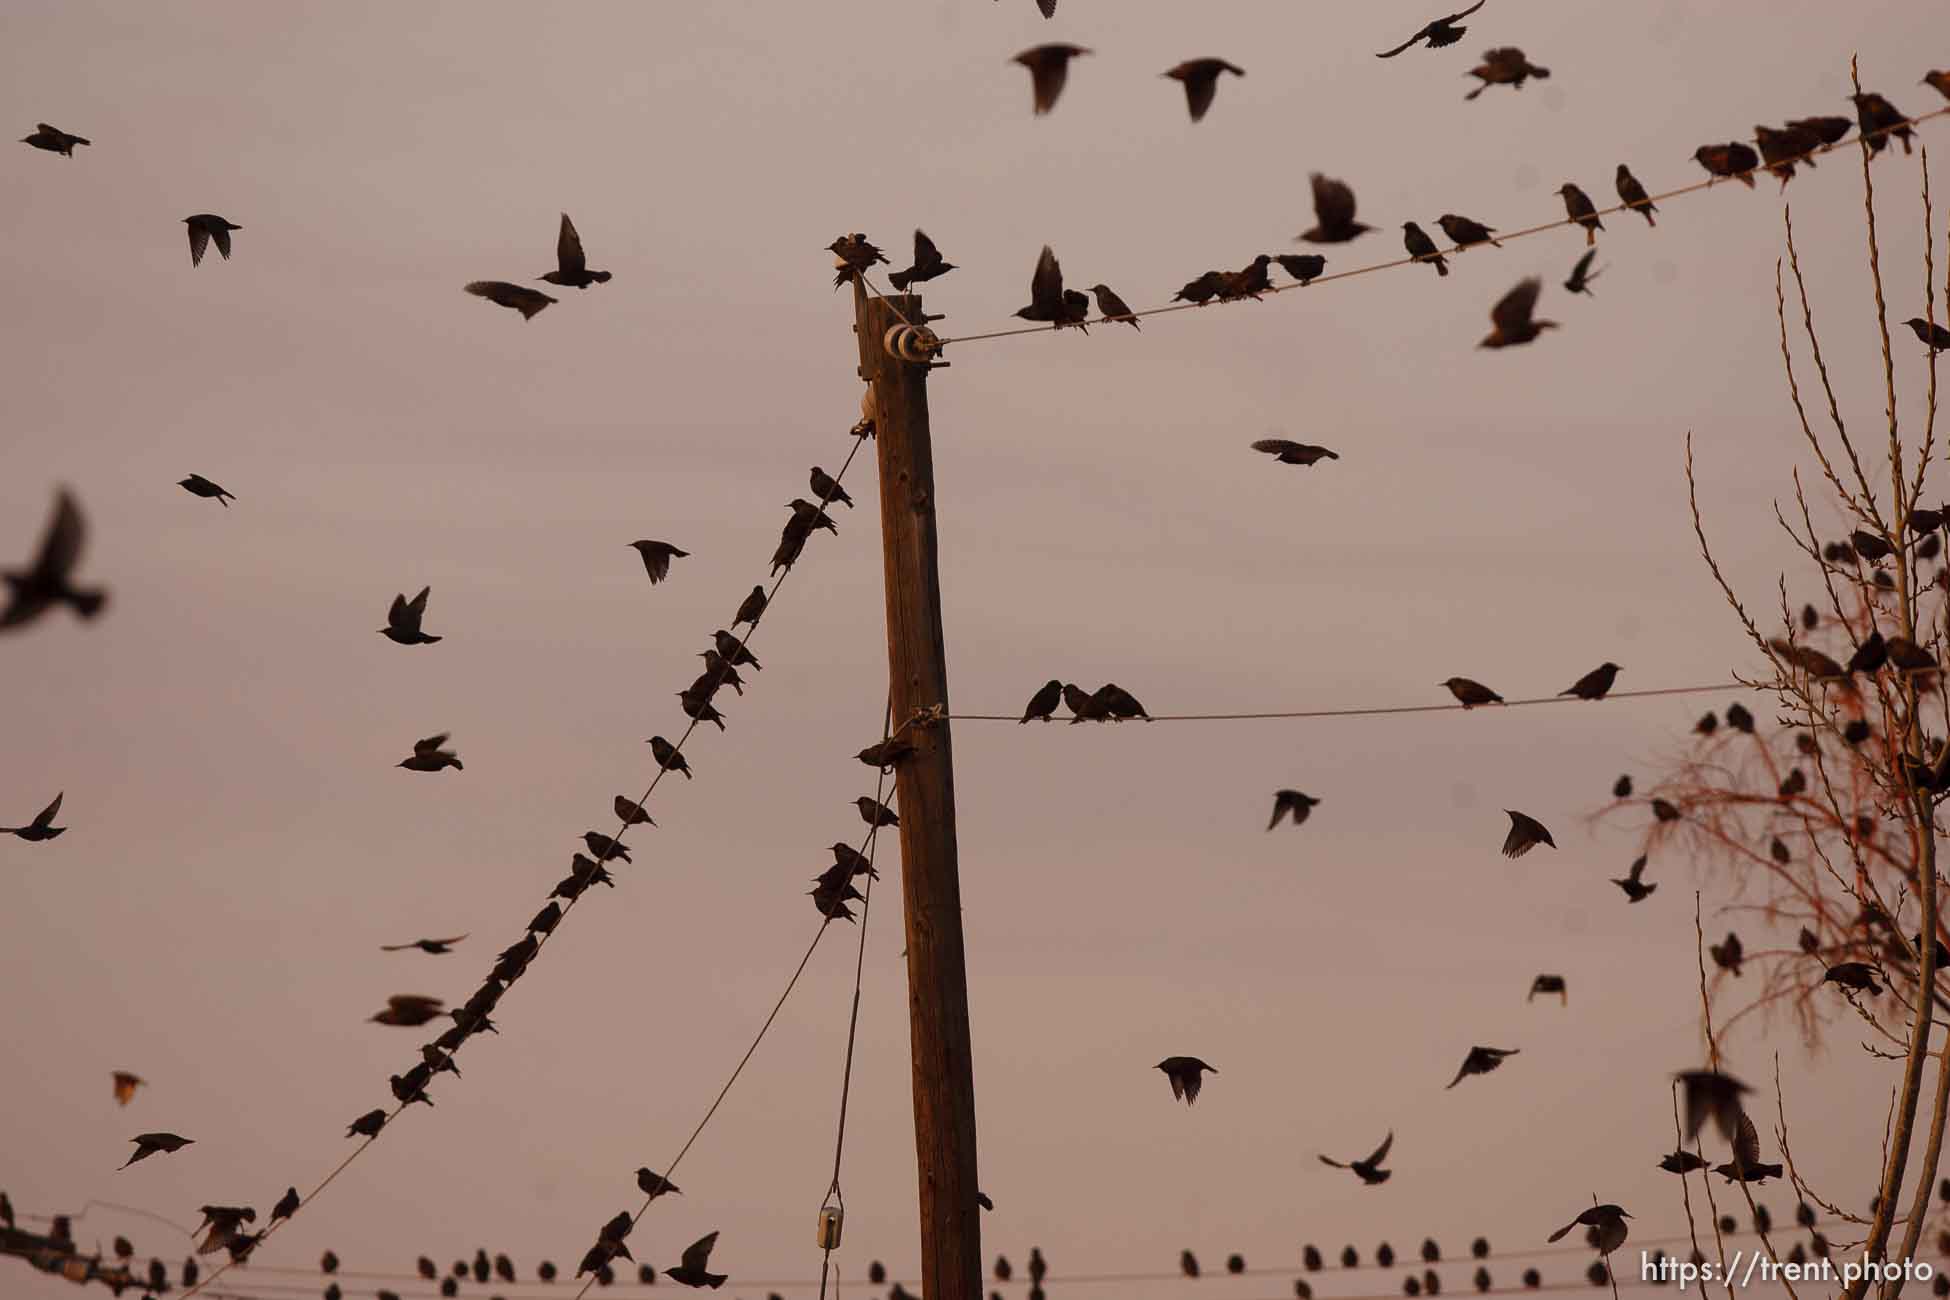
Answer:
xmin=946 ymin=682 xmax=1751 ymax=725
xmin=920 ymin=106 xmax=1950 ymax=348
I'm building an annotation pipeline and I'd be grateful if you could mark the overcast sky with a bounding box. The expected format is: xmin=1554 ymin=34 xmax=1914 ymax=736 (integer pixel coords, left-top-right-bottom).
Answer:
xmin=6 ymin=2 xmax=1950 ymax=1298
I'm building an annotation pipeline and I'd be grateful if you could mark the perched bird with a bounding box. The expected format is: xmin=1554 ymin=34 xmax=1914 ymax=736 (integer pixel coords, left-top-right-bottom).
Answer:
xmin=648 ymin=735 xmax=693 ymax=779
xmin=540 ymin=213 xmax=610 ymax=289
xmin=1252 ymin=438 xmax=1338 ymax=467
xmin=1614 ymin=165 xmax=1657 ymax=225
xmin=1927 ymin=71 xmax=1950 ymax=101
xmin=636 ymin=1167 xmax=682 ymax=1199
xmin=1341 ymin=1248 xmax=1360 ymax=1269
xmin=629 ymin=540 xmax=689 ymax=585
xmin=733 ymin=585 xmax=768 ymax=629
xmin=497 ymin=1255 xmax=517 ymax=1283
xmin=1303 ymin=1247 xmax=1323 ymax=1271
xmin=3 ymin=488 xmax=107 ymax=631
xmin=177 ymin=473 xmax=235 ymax=507
xmin=1528 ymin=974 xmax=1567 ymax=1004
xmin=1692 ymin=142 xmax=1760 ymax=188
xmin=583 ymin=830 xmax=633 ymax=863
xmin=1708 ymin=932 xmax=1744 ymax=976
xmin=379 ymin=586 xmax=441 ymax=645
xmin=614 ymin=793 xmax=656 ymax=824
xmin=1501 ymin=811 xmax=1555 ymax=858
xmin=121 ymin=1133 xmax=194 ymax=1169
xmin=183 ymin=214 xmax=241 ymax=267
xmin=1375 ymin=2 xmax=1487 ymax=57
xmin=1423 ymin=1242 xmax=1441 ymax=1264
xmin=1465 ymin=48 xmax=1549 ymax=100
xmin=1319 ymin=1132 xmax=1393 ymax=1185
xmin=698 ymin=648 xmax=747 ymax=696
xmin=1013 ymin=44 xmax=1090 ymax=115
xmin=1020 ymin=679 xmax=1064 ymax=723
xmin=678 ymin=689 xmax=726 ymax=730
xmin=1824 ymin=961 xmax=1883 ymax=995
xmin=1446 ymin=1045 xmax=1519 ymax=1088
xmin=709 ymin=628 xmax=761 ymax=672
xmin=381 ymin=935 xmax=467 ymax=955
xmin=1377 ymin=1244 xmax=1397 ymax=1268
xmin=1850 ymin=93 xmax=1914 ymax=156
xmin=369 ymin=994 xmax=445 ymax=1026
xmin=1563 ymin=249 xmax=1602 ymax=297
xmin=1442 ymin=676 xmax=1504 ymax=707
xmin=1300 ymin=174 xmax=1373 ymax=244
xmin=528 ymin=900 xmax=563 ymax=935
xmin=1714 ymin=1110 xmax=1784 ymax=1183
xmin=1556 ymin=184 xmax=1602 ymax=245
xmin=1156 ymin=1056 xmax=1218 ymax=1105
xmin=828 ymin=234 xmax=888 ymax=288
xmin=1889 ymin=636 xmax=1939 ymax=673
xmin=786 ymin=498 xmax=840 ymax=535
xmin=1754 ymin=124 xmax=1823 ymax=188
xmin=1275 ymin=254 xmax=1327 ymax=285
xmin=997 ymin=1257 xmax=1015 ymax=1282
xmin=465 ymin=281 xmax=556 ymax=319
xmin=1218 ymin=254 xmax=1275 ymax=301
xmin=111 ymin=1071 xmax=144 ymax=1105
xmin=1268 ymin=790 xmax=1321 ymax=829
xmin=1403 ymin=222 xmax=1449 ymax=276
xmin=856 ymin=796 xmax=899 ymax=827
xmin=270 ymin=1188 xmax=300 ymax=1225
xmin=2 ymin=793 xmax=66 ymax=842
xmin=1089 ymin=283 xmax=1140 ymax=328
xmin=1613 ymin=775 xmax=1632 ymax=798
xmin=1173 ymin=271 xmax=1227 ymax=306
xmin=889 ymin=230 xmax=956 ymax=291
xmin=858 ymin=737 xmax=915 ymax=769
xmin=1612 ymin=856 xmax=1656 ymax=903
xmin=1437 ymin=214 xmax=1501 ymax=249
xmin=1675 ymin=1069 xmax=1752 ymax=1143
xmin=1768 ymin=638 xmax=1847 ymax=679
xmin=1725 ymin=702 xmax=1755 ymax=732
xmin=1163 ymin=59 xmax=1244 ymax=122
xmin=1788 ymin=115 xmax=1854 ymax=146
xmin=1063 ymin=683 xmax=1112 ymax=722
xmin=1479 ymin=278 xmax=1557 ymax=347
xmin=1015 ymin=245 xmax=1076 ymax=326
xmin=1657 ymin=1150 xmax=1710 ymax=1175
xmin=346 ymin=1109 xmax=386 ymax=1138
xmin=665 ymin=1231 xmax=728 ymax=1288
xmin=1228 ymin=1254 xmax=1245 ymax=1274
xmin=1182 ymin=1251 xmax=1201 ymax=1278
xmin=1547 ymin=1206 xmax=1630 ymax=1254
xmin=1561 ymin=662 xmax=1620 ymax=700
xmin=810 ymin=466 xmax=854 ymax=509
xmin=1904 ymin=318 xmax=1950 ymax=352
xmin=1093 ymin=683 xmax=1150 ymax=719
xmin=399 ymin=733 xmax=463 ymax=773
xmin=21 ymin=122 xmax=89 ymax=156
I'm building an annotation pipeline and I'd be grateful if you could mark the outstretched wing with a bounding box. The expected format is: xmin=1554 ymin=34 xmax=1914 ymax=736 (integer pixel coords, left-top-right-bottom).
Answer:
xmin=187 ymin=223 xmax=211 ymax=267
xmin=34 ymin=792 xmax=64 ymax=828
xmin=387 ymin=592 xmax=411 ymax=629
xmin=1491 ymin=278 xmax=1542 ymax=335
xmin=1030 ymin=245 xmax=1063 ymax=310
xmin=1250 ymin=438 xmax=1296 ymax=455
xmin=1731 ymin=1108 xmax=1762 ymax=1171
xmin=1311 ymin=174 xmax=1357 ymax=229
xmin=682 ymin=1232 xmax=720 ymax=1273
xmin=913 ymin=229 xmax=941 ymax=267
xmin=1366 ymin=1131 xmax=1394 ymax=1166
xmin=557 ymin=213 xmax=587 ymax=276
xmin=1374 ymin=26 xmax=1427 ymax=58
xmin=414 ymin=733 xmax=451 ymax=756
xmin=34 ymin=490 xmax=86 ymax=581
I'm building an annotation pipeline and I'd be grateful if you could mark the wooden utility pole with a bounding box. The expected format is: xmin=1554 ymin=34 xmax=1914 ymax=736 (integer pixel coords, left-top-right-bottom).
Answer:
xmin=851 ymin=282 xmax=981 ymax=1300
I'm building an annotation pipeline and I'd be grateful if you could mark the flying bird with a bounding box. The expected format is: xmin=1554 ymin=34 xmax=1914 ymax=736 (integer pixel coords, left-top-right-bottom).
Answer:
xmin=1442 ymin=677 xmax=1504 ymax=707
xmin=1561 ymin=662 xmax=1620 ymax=700
xmin=1614 ymin=165 xmax=1657 ymax=225
xmin=1015 ymin=245 xmax=1081 ymax=327
xmin=2 ymin=792 xmax=66 ymax=841
xmin=1020 ymin=679 xmax=1063 ymax=723
xmin=465 ymin=281 xmax=556 ymax=319
xmin=1446 ymin=1046 xmax=1519 ymax=1088
xmin=121 ymin=1133 xmax=193 ymax=1169
xmin=1436 ymin=214 xmax=1500 ymax=249
xmin=1014 ymin=45 xmax=1090 ymax=115
xmin=21 ymin=122 xmax=89 ymax=156
xmin=1163 ymin=59 xmax=1245 ymax=123
xmin=1708 ymin=932 xmax=1743 ymax=976
xmin=1465 ymin=48 xmax=1548 ymax=100
xmin=1713 ymin=1110 xmax=1783 ymax=1183
xmin=1692 ymin=142 xmax=1759 ymax=188
xmin=3 ymin=488 xmax=107 ymax=631
xmin=1556 ymin=184 xmax=1602 ymax=244
xmin=889 ymin=230 xmax=956 ymax=291
xmin=1089 ymin=283 xmax=1140 ymax=328
xmin=380 ymin=586 xmax=441 ymax=645
xmin=1479 ymin=278 xmax=1557 ymax=348
xmin=1319 ymin=1132 xmax=1393 ymax=1185
xmin=1546 ymin=1206 xmax=1629 ymax=1254
xmin=1527 ymin=974 xmax=1566 ymax=1004
xmin=1675 ymin=1069 xmax=1751 ymax=1143
xmin=399 ymin=733 xmax=462 ymax=772
xmin=1375 ymin=2 xmax=1487 ymax=57
xmin=629 ymin=540 xmax=689 ymax=585
xmin=1563 ymin=249 xmax=1602 ymax=297
xmin=111 ymin=1071 xmax=144 ymax=1105
xmin=369 ymin=994 xmax=445 ymax=1026
xmin=1268 ymin=790 xmax=1321 ymax=830
xmin=1403 ymin=223 xmax=1449 ymax=276
xmin=1300 ymin=175 xmax=1373 ymax=244
xmin=381 ymin=935 xmax=467 ymax=954
xmin=183 ymin=214 xmax=241 ymax=266
xmin=1252 ymin=439 xmax=1338 ymax=466
xmin=541 ymin=213 xmax=610 ymax=288
xmin=1501 ymin=811 xmax=1555 ymax=858
xmin=1156 ymin=1056 xmax=1217 ymax=1105
xmin=178 ymin=474 xmax=234 ymax=506
xmin=665 ymin=1231 xmax=728 ymax=1288
xmin=1612 ymin=855 xmax=1656 ymax=902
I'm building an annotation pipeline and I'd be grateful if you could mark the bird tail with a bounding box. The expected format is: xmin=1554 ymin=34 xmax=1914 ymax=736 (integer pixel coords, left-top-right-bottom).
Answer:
xmin=71 ymin=588 xmax=107 ymax=618
xmin=1464 ymin=84 xmax=1487 ymax=101
xmin=1640 ymin=209 xmax=1657 ymax=226
xmin=1546 ymin=1223 xmax=1575 ymax=1244
xmin=1585 ymin=227 xmax=1596 ymax=247
xmin=423 ymin=634 xmax=443 ymax=644
xmin=889 ymin=270 xmax=913 ymax=291
xmin=1532 ymin=66 xmax=1550 ymax=79
xmin=1435 ymin=257 xmax=1449 ymax=277
xmin=592 ymin=271 xmax=612 ymax=283
xmin=1737 ymin=174 xmax=1756 ymax=190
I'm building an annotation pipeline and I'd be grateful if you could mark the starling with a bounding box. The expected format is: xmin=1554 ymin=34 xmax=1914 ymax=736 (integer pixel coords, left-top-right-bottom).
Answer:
xmin=1754 ymin=124 xmax=1823 ymax=189
xmin=1888 ymin=636 xmax=1938 ymax=673
xmin=539 ymin=213 xmax=611 ymax=289
xmin=629 ymin=540 xmax=689 ymax=585
xmin=1652 ymin=797 xmax=1680 ymax=821
xmin=1904 ymin=319 xmax=1950 ymax=352
xmin=1300 ymin=174 xmax=1373 ymax=243
xmin=1556 ymin=184 xmax=1602 ymax=245
xmin=1547 ymin=1205 xmax=1630 ymax=1254
xmin=347 ymin=1108 xmax=386 ymax=1138
xmin=1658 ymin=1149 xmax=1710 ymax=1174
xmin=1319 ymin=1131 xmax=1393 ymax=1185
xmin=374 ymin=584 xmax=441 ymax=645
xmin=1089 ymin=283 xmax=1140 ymax=329
xmin=1304 ymin=1247 xmax=1323 ymax=1271
xmin=1564 ymin=249 xmax=1602 ymax=297
xmin=1093 ymin=682 xmax=1150 ymax=719
xmin=1474 ymin=1268 xmax=1491 ymax=1293
xmin=381 ymin=935 xmax=466 ymax=954
xmin=1612 ymin=774 xmax=1631 ymax=798
xmin=583 ymin=830 xmax=633 ymax=863
xmin=369 ymin=994 xmax=445 ymax=1026
xmin=614 ymin=793 xmax=656 ymax=826
xmin=889 ymin=230 xmax=956 ymax=291
xmin=1708 ymin=932 xmax=1743 ymax=976
xmin=1692 ymin=143 xmax=1760 ymax=188
xmin=120 ymin=1132 xmax=194 ymax=1168
xmin=1174 ymin=271 xmax=1227 ymax=305
xmin=859 ymin=737 xmax=916 ymax=769
xmin=1714 ymin=1110 xmax=1784 ymax=1183
xmin=1784 ymin=115 xmax=1852 ymax=148
xmin=1845 ymin=718 xmax=1871 ymax=744
xmin=1528 ymin=973 xmax=1567 ymax=1004
xmin=1163 ymin=59 xmax=1245 ymax=122
xmin=1676 ymin=1068 xmax=1751 ymax=1144
xmin=1823 ymin=961 xmax=1882 ymax=995
xmin=183 ymin=213 xmax=241 ymax=267
xmin=1063 ymin=682 xmax=1112 ymax=721
xmin=1479 ymin=278 xmax=1557 ymax=348
xmin=1768 ymin=638 xmax=1847 ymax=679
xmin=1374 ymin=1 xmax=1487 ymax=57
xmin=636 ymin=1167 xmax=681 ymax=1199
xmin=2 ymin=488 xmax=107 ymax=631
xmin=263 ymin=1187 xmax=300 ymax=1226
xmin=646 ymin=735 xmax=693 ymax=780
xmin=1725 ymin=702 xmax=1755 ymax=732
xmin=1437 ymin=214 xmax=1501 ymax=249
xmin=527 ymin=901 xmax=562 ymax=935
xmin=856 ymin=796 xmax=899 ymax=827
xmin=1218 ymin=254 xmax=1275 ymax=301
xmin=1378 ymin=1244 xmax=1397 ymax=1268
xmin=1446 ymin=1045 xmax=1519 ymax=1088
xmin=1014 ymin=44 xmax=1090 ymax=115
xmin=1228 ymin=1254 xmax=1245 ymax=1274
xmin=1522 ymin=1271 xmax=1540 ymax=1288
xmin=1403 ymin=223 xmax=1449 ymax=276
xmin=712 ymin=628 xmax=762 ymax=670
xmin=465 ymin=280 xmax=556 ymax=319
xmin=1274 ymin=254 xmax=1327 ymax=285
xmin=810 ymin=466 xmax=854 ymax=509
xmin=2 ymin=792 xmax=66 ymax=841
xmin=1615 ymin=165 xmax=1657 ymax=225
xmin=1612 ymin=855 xmax=1656 ymax=903
xmin=1251 ymin=438 xmax=1339 ymax=466
xmin=1156 ymin=1055 xmax=1217 ymax=1105
xmin=1423 ymin=1242 xmax=1441 ymax=1264
xmin=1020 ymin=679 xmax=1063 ymax=723
xmin=175 ymin=473 xmax=236 ymax=508
xmin=997 ymin=1257 xmax=1014 ymax=1281
xmin=110 ymin=1070 xmax=144 ymax=1106
xmin=21 ymin=122 xmax=90 ymax=155
xmin=1928 ymin=71 xmax=1950 ymax=101
xmin=1501 ymin=810 xmax=1555 ymax=857
xmin=1472 ymin=1240 xmax=1490 ymax=1260
xmin=733 ymin=585 xmax=768 ymax=629
xmin=1465 ymin=48 xmax=1549 ymax=100
xmin=665 ymin=1231 xmax=728 ymax=1288
xmin=828 ymin=234 xmax=888 ymax=288
xmin=1850 ymin=93 xmax=1914 ymax=156
xmin=1561 ymin=662 xmax=1620 ymax=700
xmin=399 ymin=733 xmax=463 ymax=772
xmin=1268 ymin=789 xmax=1321 ymax=829
xmin=697 ymin=648 xmax=746 ymax=696
xmin=1343 ymin=1248 xmax=1360 ymax=1269
xmin=1442 ymin=676 xmax=1504 ymax=707
xmin=498 ymin=1255 xmax=517 ymax=1282
xmin=1182 ymin=1251 xmax=1201 ymax=1278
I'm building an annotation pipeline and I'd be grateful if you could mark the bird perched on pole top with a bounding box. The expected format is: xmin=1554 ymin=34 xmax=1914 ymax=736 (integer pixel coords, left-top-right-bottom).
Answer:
xmin=889 ymin=230 xmax=956 ymax=291
xmin=828 ymin=233 xmax=887 ymax=288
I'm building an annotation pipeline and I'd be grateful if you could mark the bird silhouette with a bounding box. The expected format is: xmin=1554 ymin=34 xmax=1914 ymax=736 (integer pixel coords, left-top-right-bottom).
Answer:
xmin=1724 ymin=702 xmax=1755 ymax=732
xmin=540 ymin=213 xmax=610 ymax=289
xmin=629 ymin=540 xmax=689 ymax=585
xmin=636 ymin=1167 xmax=681 ymax=1200
xmin=1823 ymin=961 xmax=1882 ymax=995
xmin=583 ymin=830 xmax=633 ymax=863
xmin=1713 ymin=1110 xmax=1784 ymax=1183
xmin=859 ymin=737 xmax=915 ymax=769
xmin=1528 ymin=974 xmax=1566 ymax=1004
xmin=732 ymin=585 xmax=768 ymax=629
xmin=996 ymin=1256 xmax=1014 ymax=1282
xmin=1377 ymin=1244 xmax=1397 ymax=1268
xmin=1754 ymin=124 xmax=1822 ymax=189
xmin=1708 ymin=932 xmax=1743 ymax=976
xmin=648 ymin=736 xmax=693 ymax=780
xmin=465 ymin=281 xmax=556 ymax=319
xmin=1014 ymin=45 xmax=1090 ymax=115
xmin=613 ymin=793 xmax=657 ymax=826
xmin=1561 ymin=662 xmax=1620 ymax=699
xmin=1447 ymin=1045 xmax=1519 ymax=1088
xmin=177 ymin=474 xmax=235 ymax=506
xmin=1403 ymin=223 xmax=1449 ymax=276
xmin=1300 ymin=175 xmax=1372 ymax=243
xmin=1267 ymin=790 xmax=1321 ymax=830
xmin=1442 ymin=677 xmax=1503 ymax=707
xmin=1612 ymin=856 xmax=1656 ymax=902
xmin=3 ymin=489 xmax=107 ymax=631
xmin=1563 ymin=249 xmax=1603 ymax=297
xmin=1181 ymin=1251 xmax=1200 ymax=1278
xmin=1501 ymin=811 xmax=1555 ymax=858
xmin=1692 ymin=142 xmax=1760 ymax=188
xmin=678 ymin=689 xmax=726 ymax=731
xmin=269 ymin=1188 xmax=299 ymax=1225
xmin=183 ymin=214 xmax=241 ymax=266
xmin=1174 ymin=271 xmax=1226 ymax=306
xmin=857 ymin=796 xmax=899 ymax=827
xmin=1016 ymin=245 xmax=1082 ymax=327
xmin=1613 ymin=775 xmax=1632 ymax=798
xmin=810 ymin=466 xmax=854 ymax=509
xmin=1787 ymin=115 xmax=1854 ymax=147
xmin=21 ymin=122 xmax=89 ymax=155
xmin=346 ymin=1109 xmax=386 ymax=1138
xmin=1375 ymin=1 xmax=1487 ymax=56
xmin=1021 ymin=680 xmax=1063 ymax=723
xmin=399 ymin=733 xmax=462 ymax=773
xmin=1675 ymin=1069 xmax=1751 ymax=1143
xmin=1479 ymin=277 xmax=1558 ymax=348
xmin=1465 ymin=48 xmax=1548 ymax=100
xmin=1163 ymin=59 xmax=1244 ymax=122
xmin=1556 ymin=184 xmax=1602 ymax=244
xmin=381 ymin=935 xmax=467 ymax=954
xmin=826 ymin=233 xmax=887 ymax=288
xmin=121 ymin=1133 xmax=193 ymax=1169
xmin=1658 ymin=1150 xmax=1710 ymax=1174
xmin=1251 ymin=439 xmax=1339 ymax=466
xmin=1904 ymin=319 xmax=1950 ymax=352
xmin=1437 ymin=214 xmax=1500 ymax=249
xmin=369 ymin=994 xmax=445 ymax=1026
xmin=1319 ymin=1132 xmax=1393 ymax=1185
xmin=2 ymin=792 xmax=66 ymax=841
xmin=889 ymin=230 xmax=956 ymax=291
xmin=1614 ymin=165 xmax=1657 ymax=225
xmin=380 ymin=586 xmax=441 ymax=645
xmin=666 ymin=1231 xmax=728 ymax=1288
xmin=1547 ymin=1206 xmax=1629 ymax=1254
xmin=1275 ymin=254 xmax=1327 ymax=285
xmin=1089 ymin=283 xmax=1140 ymax=328
xmin=1156 ymin=1056 xmax=1217 ymax=1105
